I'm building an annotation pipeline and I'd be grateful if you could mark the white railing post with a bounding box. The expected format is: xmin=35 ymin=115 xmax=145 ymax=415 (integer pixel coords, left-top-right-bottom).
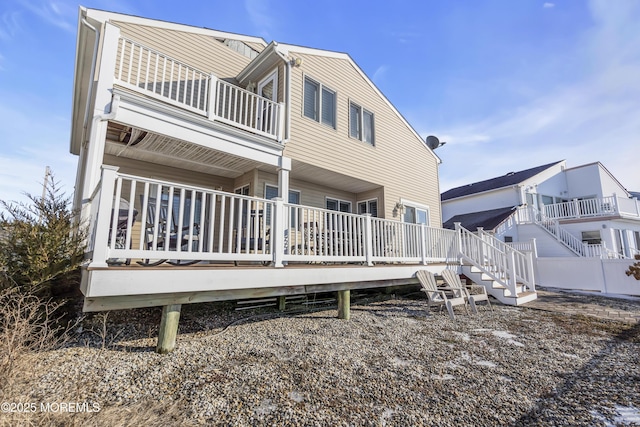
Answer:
xmin=272 ymin=198 xmax=285 ymax=268
xmin=612 ymin=193 xmax=618 ymax=215
xmin=476 ymin=227 xmax=485 ymax=265
xmin=506 ymin=248 xmax=518 ymax=296
xmin=526 ymin=250 xmax=536 ymax=292
xmin=89 ymin=166 xmax=119 ymax=268
xmin=454 ymin=222 xmax=463 ymax=258
xmin=207 ymin=74 xmax=218 ymax=120
xmin=420 ymin=223 xmax=428 ymax=265
xmin=277 ymin=103 xmax=285 ymax=142
xmin=531 ymin=238 xmax=538 ymax=258
xmin=364 ymin=214 xmax=374 ymax=266
xmin=554 ymin=221 xmax=561 ymax=241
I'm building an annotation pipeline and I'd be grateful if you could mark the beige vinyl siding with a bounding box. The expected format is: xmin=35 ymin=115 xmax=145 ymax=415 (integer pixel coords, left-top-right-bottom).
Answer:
xmin=256 ymin=170 xmax=355 ymax=209
xmin=285 ymin=52 xmax=441 ymax=225
xmin=104 ymin=154 xmax=235 ymax=194
xmin=113 ymin=22 xmax=254 ymax=79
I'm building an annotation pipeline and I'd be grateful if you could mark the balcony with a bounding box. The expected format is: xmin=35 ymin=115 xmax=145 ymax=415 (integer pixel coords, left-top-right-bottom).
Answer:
xmin=542 ymin=196 xmax=640 ymax=221
xmin=113 ymin=37 xmax=284 ymax=142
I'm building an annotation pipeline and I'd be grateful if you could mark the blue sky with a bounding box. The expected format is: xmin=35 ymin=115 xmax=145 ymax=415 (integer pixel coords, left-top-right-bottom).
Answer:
xmin=0 ymin=0 xmax=638 ymax=207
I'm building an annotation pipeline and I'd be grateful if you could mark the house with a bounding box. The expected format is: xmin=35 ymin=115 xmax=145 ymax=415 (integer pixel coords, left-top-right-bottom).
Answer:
xmin=70 ymin=8 xmax=536 ymax=352
xmin=441 ymin=160 xmax=640 ymax=258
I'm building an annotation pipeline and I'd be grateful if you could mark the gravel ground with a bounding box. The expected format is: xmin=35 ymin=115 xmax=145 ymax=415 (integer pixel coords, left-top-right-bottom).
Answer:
xmin=4 ymin=292 xmax=640 ymax=426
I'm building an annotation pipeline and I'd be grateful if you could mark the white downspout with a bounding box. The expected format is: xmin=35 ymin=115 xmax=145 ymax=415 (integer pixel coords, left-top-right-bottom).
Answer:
xmin=73 ymin=18 xmax=101 ymax=213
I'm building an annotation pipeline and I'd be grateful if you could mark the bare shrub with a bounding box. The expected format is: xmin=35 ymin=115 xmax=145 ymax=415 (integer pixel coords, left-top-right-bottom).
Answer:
xmin=0 ymin=288 xmax=67 ymax=396
xmin=626 ymin=254 xmax=640 ymax=280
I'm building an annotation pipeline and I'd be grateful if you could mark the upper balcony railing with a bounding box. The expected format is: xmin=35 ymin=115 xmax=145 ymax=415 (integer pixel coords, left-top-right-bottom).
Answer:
xmin=541 ymin=195 xmax=640 ymax=221
xmin=114 ymin=37 xmax=284 ymax=141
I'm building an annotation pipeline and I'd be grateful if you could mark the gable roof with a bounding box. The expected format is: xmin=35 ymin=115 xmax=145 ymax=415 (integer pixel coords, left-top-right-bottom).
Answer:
xmin=441 ymin=160 xmax=563 ymax=201
xmin=442 ymin=206 xmax=517 ymax=231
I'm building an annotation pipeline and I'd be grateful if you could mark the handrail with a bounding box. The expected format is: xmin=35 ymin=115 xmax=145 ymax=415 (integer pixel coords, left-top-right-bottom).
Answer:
xmin=455 ymin=224 xmax=535 ymax=296
xmin=113 ymin=37 xmax=283 ymax=141
xmin=89 ymin=171 xmax=460 ymax=268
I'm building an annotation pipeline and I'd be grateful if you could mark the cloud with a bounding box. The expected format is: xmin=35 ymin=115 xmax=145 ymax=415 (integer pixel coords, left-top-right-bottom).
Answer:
xmin=372 ymin=65 xmax=389 ymax=85
xmin=244 ymin=0 xmax=274 ymax=39
xmin=543 ymin=3 xmax=555 ymax=8
xmin=16 ymin=0 xmax=75 ymax=33
xmin=0 ymin=10 xmax=22 ymax=41
xmin=0 ymin=96 xmax=76 ymax=207
xmin=436 ymin=0 xmax=640 ymax=192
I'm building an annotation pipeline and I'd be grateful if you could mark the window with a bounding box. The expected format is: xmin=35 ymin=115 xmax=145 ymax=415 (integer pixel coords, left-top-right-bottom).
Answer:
xmin=401 ymin=200 xmax=429 ymax=225
xmin=265 ymin=185 xmax=301 ymax=226
xmin=326 ymin=198 xmax=351 ymax=213
xmin=349 ymin=101 xmax=374 ymax=145
xmin=504 ymin=236 xmax=513 ymax=243
xmin=357 ymin=199 xmax=378 ymax=217
xmin=581 ymin=230 xmax=601 ymax=245
xmin=265 ymin=185 xmax=299 ymax=204
xmin=303 ymin=77 xmax=336 ymax=128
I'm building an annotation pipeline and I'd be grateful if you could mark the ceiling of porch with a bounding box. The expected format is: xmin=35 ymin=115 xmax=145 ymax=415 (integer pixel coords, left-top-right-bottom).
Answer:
xmin=290 ymin=160 xmax=380 ymax=194
xmin=105 ymin=122 xmax=276 ymax=178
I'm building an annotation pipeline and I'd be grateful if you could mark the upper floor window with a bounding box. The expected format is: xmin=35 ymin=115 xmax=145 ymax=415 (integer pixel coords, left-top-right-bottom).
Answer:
xmin=303 ymin=77 xmax=336 ymax=128
xmin=349 ymin=102 xmax=374 ymax=145
xmin=357 ymin=199 xmax=378 ymax=217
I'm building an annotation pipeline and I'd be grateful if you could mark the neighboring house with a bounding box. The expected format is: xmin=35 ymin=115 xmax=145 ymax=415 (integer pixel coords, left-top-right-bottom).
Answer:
xmin=70 ymin=8 xmax=537 ymax=350
xmin=442 ymin=160 xmax=640 ymax=259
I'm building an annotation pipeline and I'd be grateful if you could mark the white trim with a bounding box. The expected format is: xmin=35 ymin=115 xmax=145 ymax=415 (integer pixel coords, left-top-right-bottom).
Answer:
xmin=400 ymin=198 xmax=430 ymax=226
xmin=302 ymin=73 xmax=337 ymax=130
xmin=325 ymin=196 xmax=352 ymax=213
xmin=357 ymin=198 xmax=378 ymax=215
xmin=348 ymin=99 xmax=375 ymax=146
xmin=257 ymin=70 xmax=278 ymax=102
xmin=84 ymin=8 xmax=268 ymax=46
xmin=264 ymin=183 xmax=301 ymax=203
xmin=234 ymin=184 xmax=250 ymax=195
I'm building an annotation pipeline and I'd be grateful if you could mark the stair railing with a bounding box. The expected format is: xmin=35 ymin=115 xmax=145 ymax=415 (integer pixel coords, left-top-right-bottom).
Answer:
xmin=454 ymin=223 xmax=519 ymax=297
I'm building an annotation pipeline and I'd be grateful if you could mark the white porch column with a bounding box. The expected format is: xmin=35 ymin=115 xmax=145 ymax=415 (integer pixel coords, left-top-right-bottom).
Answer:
xmin=364 ymin=214 xmax=374 ymax=266
xmin=272 ymin=197 xmax=285 ymax=268
xmin=277 ymin=157 xmax=291 ymax=199
xmin=89 ymin=166 xmax=119 ymax=268
xmin=80 ymin=22 xmax=121 ymax=224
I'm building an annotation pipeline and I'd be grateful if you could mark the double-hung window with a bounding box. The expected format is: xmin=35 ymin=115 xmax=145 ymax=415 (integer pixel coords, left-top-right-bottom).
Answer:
xmin=349 ymin=101 xmax=374 ymax=145
xmin=357 ymin=199 xmax=378 ymax=217
xmin=303 ymin=77 xmax=336 ymax=128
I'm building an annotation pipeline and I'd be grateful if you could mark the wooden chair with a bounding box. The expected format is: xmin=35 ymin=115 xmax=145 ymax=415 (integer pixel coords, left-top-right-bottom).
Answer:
xmin=416 ymin=270 xmax=468 ymax=320
xmin=441 ymin=269 xmax=493 ymax=314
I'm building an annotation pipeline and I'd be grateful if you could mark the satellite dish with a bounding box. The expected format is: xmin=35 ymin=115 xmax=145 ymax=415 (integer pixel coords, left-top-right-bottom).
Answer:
xmin=426 ymin=135 xmax=446 ymax=150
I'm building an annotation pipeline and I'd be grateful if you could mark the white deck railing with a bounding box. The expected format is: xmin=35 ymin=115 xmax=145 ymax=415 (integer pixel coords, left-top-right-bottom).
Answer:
xmin=89 ymin=168 xmax=459 ymax=268
xmin=114 ymin=37 xmax=283 ymax=141
xmin=541 ymin=195 xmax=640 ymax=221
xmin=455 ymin=224 xmax=535 ymax=296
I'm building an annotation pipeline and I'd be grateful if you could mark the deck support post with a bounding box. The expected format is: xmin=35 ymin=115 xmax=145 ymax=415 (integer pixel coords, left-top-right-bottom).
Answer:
xmin=278 ymin=296 xmax=286 ymax=311
xmin=156 ymin=304 xmax=182 ymax=354
xmin=337 ymin=290 xmax=350 ymax=320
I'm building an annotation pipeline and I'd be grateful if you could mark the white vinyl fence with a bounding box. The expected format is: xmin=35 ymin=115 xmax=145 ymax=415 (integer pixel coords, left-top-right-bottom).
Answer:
xmin=536 ymin=257 xmax=640 ymax=296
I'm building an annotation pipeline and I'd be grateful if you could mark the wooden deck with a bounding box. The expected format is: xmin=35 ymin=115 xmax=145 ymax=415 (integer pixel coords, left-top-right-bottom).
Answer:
xmin=82 ymin=261 xmax=451 ymax=311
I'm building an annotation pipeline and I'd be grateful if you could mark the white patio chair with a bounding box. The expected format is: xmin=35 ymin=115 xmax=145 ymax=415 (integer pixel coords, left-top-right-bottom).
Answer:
xmin=416 ymin=270 xmax=468 ymax=320
xmin=441 ymin=269 xmax=493 ymax=314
